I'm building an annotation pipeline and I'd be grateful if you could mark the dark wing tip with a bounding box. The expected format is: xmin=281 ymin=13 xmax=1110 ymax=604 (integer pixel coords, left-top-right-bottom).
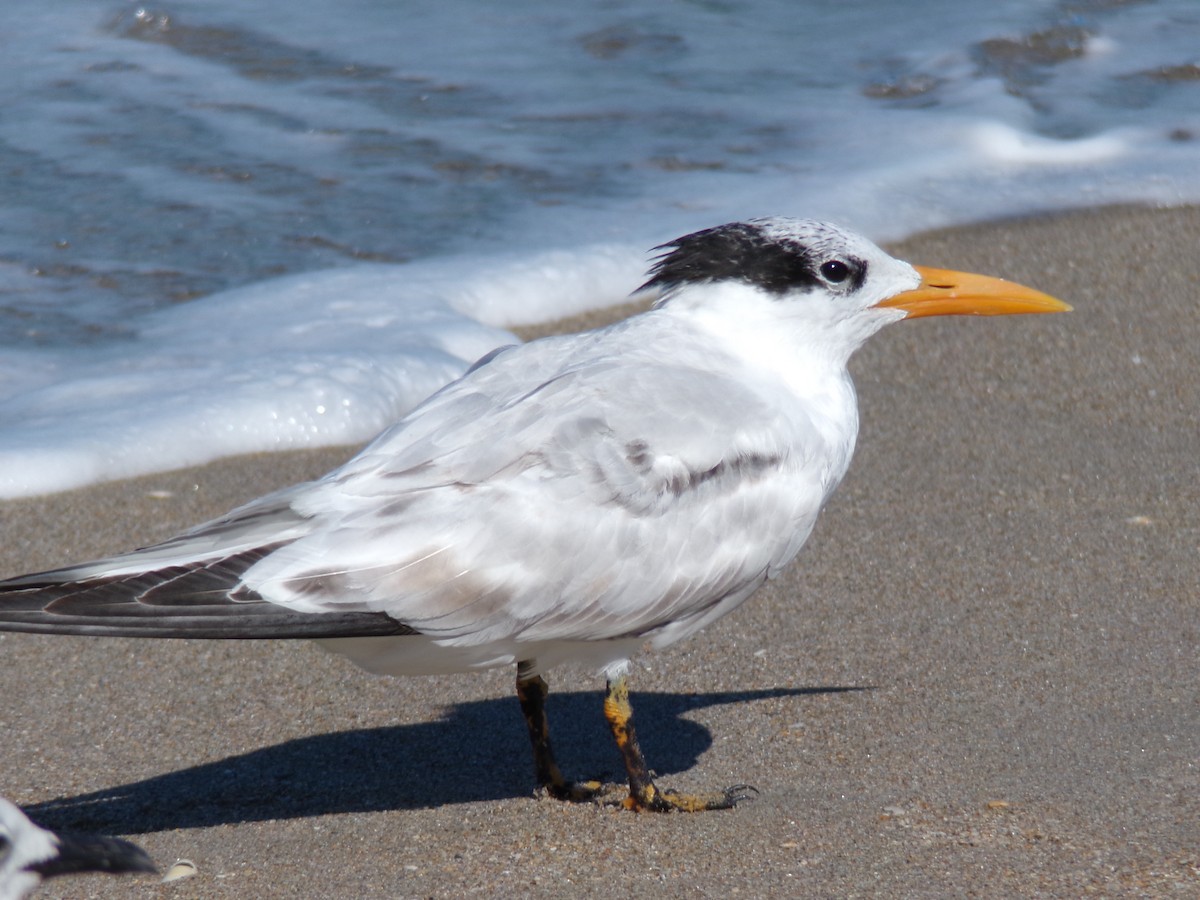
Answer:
xmin=0 ymin=553 xmax=419 ymax=640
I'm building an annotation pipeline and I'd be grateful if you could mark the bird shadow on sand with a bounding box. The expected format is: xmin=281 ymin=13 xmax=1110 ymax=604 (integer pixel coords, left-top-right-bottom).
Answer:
xmin=26 ymin=685 xmax=865 ymax=835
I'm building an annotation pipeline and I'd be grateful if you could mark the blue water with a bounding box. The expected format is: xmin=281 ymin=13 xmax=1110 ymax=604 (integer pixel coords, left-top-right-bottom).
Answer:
xmin=1 ymin=0 xmax=1197 ymax=496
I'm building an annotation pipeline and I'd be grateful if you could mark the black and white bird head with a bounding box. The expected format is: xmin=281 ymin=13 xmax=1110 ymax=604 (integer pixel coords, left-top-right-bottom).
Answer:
xmin=641 ymin=217 xmax=1068 ymax=357
xmin=0 ymin=799 xmax=155 ymax=900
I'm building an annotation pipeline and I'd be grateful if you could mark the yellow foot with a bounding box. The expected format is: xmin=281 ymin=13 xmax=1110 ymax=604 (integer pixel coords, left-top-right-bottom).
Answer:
xmin=614 ymin=783 xmax=759 ymax=813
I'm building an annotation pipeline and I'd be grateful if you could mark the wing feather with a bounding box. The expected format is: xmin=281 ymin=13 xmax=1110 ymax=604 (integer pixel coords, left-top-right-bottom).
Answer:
xmin=0 ymin=312 xmax=848 ymax=654
xmin=240 ymin=319 xmax=838 ymax=645
xmin=0 ymin=542 xmax=412 ymax=638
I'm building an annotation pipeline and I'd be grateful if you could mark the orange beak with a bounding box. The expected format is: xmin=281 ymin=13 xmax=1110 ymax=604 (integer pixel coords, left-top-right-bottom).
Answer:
xmin=876 ymin=266 xmax=1072 ymax=318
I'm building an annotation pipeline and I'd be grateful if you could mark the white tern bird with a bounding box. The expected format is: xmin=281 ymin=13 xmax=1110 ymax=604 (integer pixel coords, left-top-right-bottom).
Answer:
xmin=0 ymin=219 xmax=1069 ymax=812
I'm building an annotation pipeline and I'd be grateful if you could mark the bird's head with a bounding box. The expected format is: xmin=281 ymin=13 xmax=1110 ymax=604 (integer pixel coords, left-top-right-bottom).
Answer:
xmin=640 ymin=218 xmax=1069 ymax=355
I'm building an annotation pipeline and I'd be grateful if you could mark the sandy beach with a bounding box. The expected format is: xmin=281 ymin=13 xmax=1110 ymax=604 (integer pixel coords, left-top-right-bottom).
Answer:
xmin=1 ymin=205 xmax=1196 ymax=897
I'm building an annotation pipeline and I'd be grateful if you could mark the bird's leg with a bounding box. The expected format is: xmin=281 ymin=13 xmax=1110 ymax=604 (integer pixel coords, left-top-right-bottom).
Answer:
xmin=515 ymin=661 xmax=607 ymax=802
xmin=603 ymin=673 xmax=757 ymax=812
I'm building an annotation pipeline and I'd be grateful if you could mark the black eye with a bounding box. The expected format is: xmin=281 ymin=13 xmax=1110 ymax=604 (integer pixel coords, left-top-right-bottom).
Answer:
xmin=820 ymin=260 xmax=850 ymax=284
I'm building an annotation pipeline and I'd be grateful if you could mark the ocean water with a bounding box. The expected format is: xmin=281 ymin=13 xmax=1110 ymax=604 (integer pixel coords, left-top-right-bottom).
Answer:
xmin=1 ymin=0 xmax=1197 ymax=497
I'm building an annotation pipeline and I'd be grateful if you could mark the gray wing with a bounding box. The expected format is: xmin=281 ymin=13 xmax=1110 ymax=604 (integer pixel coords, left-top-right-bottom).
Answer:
xmin=0 ymin=488 xmax=412 ymax=638
xmin=241 ymin=320 xmax=841 ymax=645
xmin=0 ymin=315 xmax=843 ymax=646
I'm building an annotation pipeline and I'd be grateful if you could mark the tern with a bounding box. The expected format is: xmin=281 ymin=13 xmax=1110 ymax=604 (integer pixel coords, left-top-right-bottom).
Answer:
xmin=0 ymin=798 xmax=155 ymax=899
xmin=0 ymin=219 xmax=1068 ymax=812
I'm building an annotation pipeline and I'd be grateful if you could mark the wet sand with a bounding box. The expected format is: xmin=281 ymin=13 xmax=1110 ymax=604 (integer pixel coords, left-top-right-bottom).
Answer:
xmin=1 ymin=205 xmax=1196 ymax=897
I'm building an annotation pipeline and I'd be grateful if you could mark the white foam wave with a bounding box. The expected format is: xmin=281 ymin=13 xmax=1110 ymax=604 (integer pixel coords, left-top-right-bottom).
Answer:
xmin=0 ymin=268 xmax=517 ymax=498
xmin=969 ymin=123 xmax=1129 ymax=166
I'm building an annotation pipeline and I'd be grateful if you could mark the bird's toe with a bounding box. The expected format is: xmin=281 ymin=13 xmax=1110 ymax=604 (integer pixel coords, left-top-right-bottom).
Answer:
xmin=614 ymin=782 xmax=759 ymax=813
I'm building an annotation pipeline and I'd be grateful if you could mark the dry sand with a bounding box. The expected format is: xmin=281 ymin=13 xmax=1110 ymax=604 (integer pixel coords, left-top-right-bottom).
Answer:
xmin=1 ymin=206 xmax=1196 ymax=897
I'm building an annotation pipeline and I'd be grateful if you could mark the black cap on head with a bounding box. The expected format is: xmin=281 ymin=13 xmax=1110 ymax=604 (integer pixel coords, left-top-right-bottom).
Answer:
xmin=639 ymin=220 xmax=866 ymax=296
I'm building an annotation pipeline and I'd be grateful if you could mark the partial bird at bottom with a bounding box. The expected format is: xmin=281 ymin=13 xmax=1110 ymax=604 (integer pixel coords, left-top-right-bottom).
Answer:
xmin=0 ymin=797 xmax=155 ymax=900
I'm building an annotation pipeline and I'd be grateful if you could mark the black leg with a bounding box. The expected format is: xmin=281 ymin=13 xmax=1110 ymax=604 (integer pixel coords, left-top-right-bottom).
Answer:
xmin=515 ymin=662 xmax=756 ymax=811
xmin=515 ymin=661 xmax=605 ymax=802
xmin=603 ymin=673 xmax=757 ymax=812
